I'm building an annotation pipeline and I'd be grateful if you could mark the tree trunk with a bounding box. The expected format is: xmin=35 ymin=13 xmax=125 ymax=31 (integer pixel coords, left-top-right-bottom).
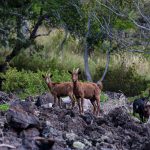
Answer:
xmin=100 ymin=41 xmax=111 ymax=81
xmin=59 ymin=28 xmax=68 ymax=58
xmin=0 ymin=13 xmax=47 ymax=90
xmin=84 ymin=13 xmax=92 ymax=82
xmin=99 ymin=19 xmax=112 ymax=82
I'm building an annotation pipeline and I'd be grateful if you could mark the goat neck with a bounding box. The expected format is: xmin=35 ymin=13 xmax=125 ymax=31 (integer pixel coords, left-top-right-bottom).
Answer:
xmin=73 ymin=80 xmax=79 ymax=90
xmin=47 ymin=82 xmax=54 ymax=92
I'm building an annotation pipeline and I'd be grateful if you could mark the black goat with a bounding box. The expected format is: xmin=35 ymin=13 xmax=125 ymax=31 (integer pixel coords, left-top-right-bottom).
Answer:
xmin=133 ymin=90 xmax=150 ymax=122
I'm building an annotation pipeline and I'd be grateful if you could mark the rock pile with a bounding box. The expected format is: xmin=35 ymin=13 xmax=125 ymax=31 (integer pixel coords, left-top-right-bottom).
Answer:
xmin=0 ymin=91 xmax=150 ymax=150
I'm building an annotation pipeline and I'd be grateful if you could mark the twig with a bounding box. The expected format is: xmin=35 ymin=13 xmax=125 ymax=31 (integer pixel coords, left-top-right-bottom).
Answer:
xmin=101 ymin=41 xmax=111 ymax=81
xmin=84 ymin=12 xmax=93 ymax=81
xmin=0 ymin=28 xmax=7 ymax=34
xmin=96 ymin=0 xmax=125 ymax=17
xmin=130 ymin=18 xmax=150 ymax=31
xmin=96 ymin=0 xmax=150 ymax=31
xmin=0 ymin=144 xmax=16 ymax=149
xmin=128 ymin=49 xmax=150 ymax=54
xmin=134 ymin=0 xmax=150 ymax=25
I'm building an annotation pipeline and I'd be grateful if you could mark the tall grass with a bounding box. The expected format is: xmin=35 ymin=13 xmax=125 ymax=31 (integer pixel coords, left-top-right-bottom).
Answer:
xmin=38 ymin=28 xmax=150 ymax=79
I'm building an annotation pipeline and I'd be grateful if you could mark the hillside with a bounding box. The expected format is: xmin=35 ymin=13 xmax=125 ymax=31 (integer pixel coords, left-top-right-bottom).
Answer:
xmin=0 ymin=91 xmax=150 ymax=150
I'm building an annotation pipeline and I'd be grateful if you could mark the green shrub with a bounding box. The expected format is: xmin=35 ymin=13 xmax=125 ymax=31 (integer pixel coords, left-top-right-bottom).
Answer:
xmin=95 ymin=64 xmax=150 ymax=96
xmin=100 ymin=92 xmax=109 ymax=103
xmin=5 ymin=29 xmax=150 ymax=97
xmin=0 ymin=104 xmax=9 ymax=111
xmin=1 ymin=67 xmax=71 ymax=98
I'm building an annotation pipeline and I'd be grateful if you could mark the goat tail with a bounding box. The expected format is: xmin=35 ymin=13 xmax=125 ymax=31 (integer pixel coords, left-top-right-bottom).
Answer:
xmin=97 ymin=80 xmax=103 ymax=90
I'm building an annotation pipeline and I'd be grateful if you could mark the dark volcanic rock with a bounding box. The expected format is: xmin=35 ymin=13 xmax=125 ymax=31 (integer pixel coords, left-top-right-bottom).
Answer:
xmin=20 ymin=128 xmax=40 ymax=138
xmin=6 ymin=100 xmax=40 ymax=129
xmin=0 ymin=91 xmax=150 ymax=150
xmin=80 ymin=112 xmax=95 ymax=125
xmin=0 ymin=91 xmax=17 ymax=104
xmin=35 ymin=92 xmax=54 ymax=107
xmin=35 ymin=137 xmax=55 ymax=150
xmin=107 ymin=106 xmax=131 ymax=127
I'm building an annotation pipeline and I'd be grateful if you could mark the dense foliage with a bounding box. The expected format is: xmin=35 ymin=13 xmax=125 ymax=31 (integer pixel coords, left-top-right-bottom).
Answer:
xmin=1 ymin=67 xmax=71 ymax=98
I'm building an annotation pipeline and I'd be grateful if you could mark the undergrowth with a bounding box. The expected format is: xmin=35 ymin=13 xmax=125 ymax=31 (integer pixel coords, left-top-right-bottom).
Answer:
xmin=0 ymin=67 xmax=71 ymax=98
xmin=1 ymin=29 xmax=150 ymax=96
xmin=0 ymin=104 xmax=9 ymax=111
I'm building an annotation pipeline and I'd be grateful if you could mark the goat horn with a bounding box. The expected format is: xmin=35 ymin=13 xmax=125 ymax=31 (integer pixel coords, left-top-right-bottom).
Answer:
xmin=48 ymin=73 xmax=51 ymax=77
xmin=76 ymin=68 xmax=79 ymax=73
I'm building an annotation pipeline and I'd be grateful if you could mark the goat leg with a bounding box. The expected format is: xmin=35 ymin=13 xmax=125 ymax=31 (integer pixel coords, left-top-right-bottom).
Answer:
xmin=81 ymin=98 xmax=84 ymax=115
xmin=52 ymin=96 xmax=57 ymax=107
xmin=91 ymin=100 xmax=96 ymax=115
xmin=77 ymin=98 xmax=82 ymax=115
xmin=69 ymin=95 xmax=76 ymax=109
xmin=58 ymin=97 xmax=62 ymax=109
xmin=96 ymin=98 xmax=100 ymax=117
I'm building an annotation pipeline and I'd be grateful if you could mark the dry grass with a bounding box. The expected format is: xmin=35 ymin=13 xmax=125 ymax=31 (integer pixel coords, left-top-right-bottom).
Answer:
xmin=36 ymin=28 xmax=150 ymax=80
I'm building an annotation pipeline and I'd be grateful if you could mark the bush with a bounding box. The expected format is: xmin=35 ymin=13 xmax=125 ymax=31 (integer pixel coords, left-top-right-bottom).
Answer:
xmin=1 ymin=67 xmax=71 ymax=98
xmin=0 ymin=104 xmax=9 ymax=111
xmin=100 ymin=92 xmax=109 ymax=103
xmin=95 ymin=64 xmax=150 ymax=96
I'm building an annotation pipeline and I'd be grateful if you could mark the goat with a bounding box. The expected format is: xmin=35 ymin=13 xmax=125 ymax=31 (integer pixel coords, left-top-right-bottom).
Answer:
xmin=144 ymin=105 xmax=150 ymax=119
xmin=42 ymin=74 xmax=75 ymax=109
xmin=68 ymin=68 xmax=102 ymax=116
xmin=133 ymin=90 xmax=150 ymax=122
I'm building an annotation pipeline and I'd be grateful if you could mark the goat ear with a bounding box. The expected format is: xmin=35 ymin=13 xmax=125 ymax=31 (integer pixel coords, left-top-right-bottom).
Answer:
xmin=50 ymin=74 xmax=53 ymax=78
xmin=68 ymin=71 xmax=72 ymax=74
xmin=42 ymin=74 xmax=45 ymax=78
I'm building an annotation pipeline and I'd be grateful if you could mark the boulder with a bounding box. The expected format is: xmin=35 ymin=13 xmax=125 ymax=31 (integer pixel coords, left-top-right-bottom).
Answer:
xmin=0 ymin=91 xmax=17 ymax=104
xmin=6 ymin=100 xmax=40 ymax=129
xmin=65 ymin=132 xmax=78 ymax=141
xmin=35 ymin=92 xmax=54 ymax=107
xmin=73 ymin=141 xmax=85 ymax=150
xmin=20 ymin=128 xmax=40 ymax=138
xmin=34 ymin=137 xmax=55 ymax=150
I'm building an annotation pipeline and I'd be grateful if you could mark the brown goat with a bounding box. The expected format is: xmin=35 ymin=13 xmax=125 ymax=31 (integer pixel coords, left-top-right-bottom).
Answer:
xmin=68 ymin=68 xmax=102 ymax=116
xmin=42 ymin=74 xmax=75 ymax=108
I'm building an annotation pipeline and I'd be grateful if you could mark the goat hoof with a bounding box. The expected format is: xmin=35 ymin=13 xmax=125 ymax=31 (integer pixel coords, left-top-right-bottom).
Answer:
xmin=52 ymin=104 xmax=56 ymax=107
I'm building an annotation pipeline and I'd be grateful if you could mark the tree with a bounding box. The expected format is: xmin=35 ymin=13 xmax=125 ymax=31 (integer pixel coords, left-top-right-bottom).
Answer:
xmin=0 ymin=0 xmax=84 ymax=89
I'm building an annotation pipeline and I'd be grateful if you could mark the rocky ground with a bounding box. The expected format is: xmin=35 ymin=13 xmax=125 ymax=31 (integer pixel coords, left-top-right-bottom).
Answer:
xmin=0 ymin=91 xmax=150 ymax=150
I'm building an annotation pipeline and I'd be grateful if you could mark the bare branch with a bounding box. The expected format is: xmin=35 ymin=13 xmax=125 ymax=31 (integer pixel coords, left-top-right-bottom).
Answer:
xmin=101 ymin=16 xmax=112 ymax=82
xmin=92 ymin=13 xmax=133 ymax=48
xmin=0 ymin=144 xmax=16 ymax=149
xmin=96 ymin=0 xmax=125 ymax=17
xmin=9 ymin=12 xmax=23 ymax=18
xmin=59 ymin=28 xmax=68 ymax=56
xmin=130 ymin=18 xmax=150 ymax=31
xmin=128 ymin=49 xmax=150 ymax=54
xmin=84 ymin=13 xmax=93 ymax=81
xmin=96 ymin=0 xmax=150 ymax=31
xmin=134 ymin=0 xmax=150 ymax=25
xmin=0 ymin=28 xmax=7 ymax=34
xmin=30 ymin=14 xmax=49 ymax=39
xmin=101 ymin=42 xmax=111 ymax=81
